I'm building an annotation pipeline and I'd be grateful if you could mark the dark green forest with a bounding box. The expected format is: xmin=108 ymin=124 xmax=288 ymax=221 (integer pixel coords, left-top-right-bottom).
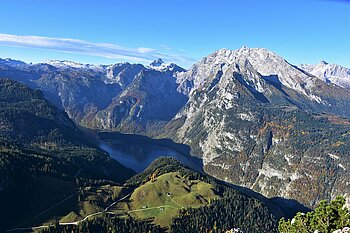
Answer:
xmin=0 ymin=79 xmax=134 ymax=230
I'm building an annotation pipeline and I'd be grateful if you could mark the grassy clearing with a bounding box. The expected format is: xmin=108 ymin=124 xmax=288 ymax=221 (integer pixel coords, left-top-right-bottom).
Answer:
xmin=125 ymin=172 xmax=219 ymax=227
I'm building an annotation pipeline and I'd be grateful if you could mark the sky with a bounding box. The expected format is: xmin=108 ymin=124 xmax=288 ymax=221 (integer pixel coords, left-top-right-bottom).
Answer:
xmin=0 ymin=0 xmax=349 ymax=68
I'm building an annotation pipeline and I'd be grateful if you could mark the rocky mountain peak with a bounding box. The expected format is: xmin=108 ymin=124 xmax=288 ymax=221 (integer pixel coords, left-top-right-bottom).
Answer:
xmin=210 ymin=47 xmax=297 ymax=78
xmin=300 ymin=61 xmax=350 ymax=89
xmin=0 ymin=58 xmax=28 ymax=68
xmin=149 ymin=58 xmax=165 ymax=67
xmin=148 ymin=58 xmax=185 ymax=73
xmin=177 ymin=47 xmax=322 ymax=102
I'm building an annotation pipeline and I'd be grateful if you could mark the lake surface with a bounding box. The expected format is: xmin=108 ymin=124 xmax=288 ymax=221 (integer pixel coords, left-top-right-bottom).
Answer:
xmin=98 ymin=132 xmax=203 ymax=173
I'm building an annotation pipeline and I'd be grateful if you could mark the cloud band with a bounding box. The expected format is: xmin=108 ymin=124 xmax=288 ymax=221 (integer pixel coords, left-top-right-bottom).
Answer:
xmin=0 ymin=33 xmax=194 ymax=66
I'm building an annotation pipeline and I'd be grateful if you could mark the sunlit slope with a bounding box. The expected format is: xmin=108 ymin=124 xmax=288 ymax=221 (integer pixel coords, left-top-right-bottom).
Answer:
xmin=125 ymin=172 xmax=219 ymax=226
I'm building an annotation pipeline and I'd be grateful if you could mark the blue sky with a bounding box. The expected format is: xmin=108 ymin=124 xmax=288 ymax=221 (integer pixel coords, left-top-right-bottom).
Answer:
xmin=0 ymin=0 xmax=349 ymax=68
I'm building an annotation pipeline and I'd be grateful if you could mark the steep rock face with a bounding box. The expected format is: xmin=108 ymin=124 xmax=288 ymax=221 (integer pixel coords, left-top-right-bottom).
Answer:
xmin=90 ymin=68 xmax=188 ymax=133
xmin=0 ymin=59 xmax=187 ymax=134
xmin=177 ymin=47 xmax=319 ymax=99
xmin=104 ymin=62 xmax=144 ymax=86
xmin=165 ymin=48 xmax=350 ymax=208
xmin=300 ymin=61 xmax=350 ymax=89
xmin=35 ymin=69 xmax=122 ymax=123
xmin=177 ymin=47 xmax=350 ymax=117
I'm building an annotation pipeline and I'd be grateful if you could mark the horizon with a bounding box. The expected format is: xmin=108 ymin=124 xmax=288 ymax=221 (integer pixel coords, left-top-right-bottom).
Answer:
xmin=1 ymin=46 xmax=348 ymax=69
xmin=0 ymin=0 xmax=350 ymax=68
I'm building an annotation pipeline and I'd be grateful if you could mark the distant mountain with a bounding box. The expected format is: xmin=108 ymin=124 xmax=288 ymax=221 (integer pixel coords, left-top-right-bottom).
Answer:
xmin=149 ymin=58 xmax=185 ymax=72
xmin=0 ymin=58 xmax=187 ymax=134
xmin=45 ymin=59 xmax=105 ymax=70
xmin=300 ymin=61 xmax=350 ymax=89
xmin=93 ymin=68 xmax=188 ymax=133
xmin=163 ymin=47 xmax=350 ymax=209
xmin=0 ymin=58 xmax=28 ymax=68
xmin=150 ymin=58 xmax=165 ymax=67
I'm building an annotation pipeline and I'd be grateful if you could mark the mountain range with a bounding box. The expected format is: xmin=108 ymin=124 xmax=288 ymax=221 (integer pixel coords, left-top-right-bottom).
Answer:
xmin=1 ymin=47 xmax=350 ymax=231
xmin=0 ymin=57 xmax=187 ymax=134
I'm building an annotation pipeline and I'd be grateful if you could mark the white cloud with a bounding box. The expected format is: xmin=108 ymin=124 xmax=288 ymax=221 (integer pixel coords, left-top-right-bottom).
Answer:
xmin=160 ymin=44 xmax=173 ymax=50
xmin=137 ymin=47 xmax=156 ymax=54
xmin=0 ymin=33 xmax=196 ymax=67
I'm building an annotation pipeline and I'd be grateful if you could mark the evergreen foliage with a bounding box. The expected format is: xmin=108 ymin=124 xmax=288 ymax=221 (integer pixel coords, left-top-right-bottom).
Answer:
xmin=279 ymin=196 xmax=350 ymax=233
xmin=170 ymin=187 xmax=277 ymax=232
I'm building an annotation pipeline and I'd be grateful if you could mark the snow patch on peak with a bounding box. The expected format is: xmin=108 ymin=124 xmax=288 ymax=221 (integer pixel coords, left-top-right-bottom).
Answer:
xmin=150 ymin=58 xmax=164 ymax=67
xmin=300 ymin=62 xmax=350 ymax=89
xmin=148 ymin=59 xmax=182 ymax=72
xmin=0 ymin=58 xmax=28 ymax=68
xmin=45 ymin=60 xmax=104 ymax=71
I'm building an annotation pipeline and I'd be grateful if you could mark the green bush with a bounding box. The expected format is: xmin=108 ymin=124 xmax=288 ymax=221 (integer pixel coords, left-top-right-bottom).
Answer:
xmin=279 ymin=196 xmax=350 ymax=233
